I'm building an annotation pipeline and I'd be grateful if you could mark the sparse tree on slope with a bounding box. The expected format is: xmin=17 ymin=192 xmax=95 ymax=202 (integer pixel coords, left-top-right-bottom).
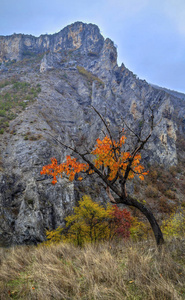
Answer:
xmin=41 ymin=107 xmax=164 ymax=245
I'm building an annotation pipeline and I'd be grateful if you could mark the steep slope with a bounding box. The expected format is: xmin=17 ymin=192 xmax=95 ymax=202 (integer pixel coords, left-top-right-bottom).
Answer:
xmin=0 ymin=22 xmax=184 ymax=245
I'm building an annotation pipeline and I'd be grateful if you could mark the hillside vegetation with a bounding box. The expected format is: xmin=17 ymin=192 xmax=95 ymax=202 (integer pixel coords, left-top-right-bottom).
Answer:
xmin=0 ymin=77 xmax=41 ymax=134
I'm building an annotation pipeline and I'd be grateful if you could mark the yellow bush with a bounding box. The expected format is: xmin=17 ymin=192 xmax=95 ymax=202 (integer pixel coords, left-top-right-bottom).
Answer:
xmin=162 ymin=208 xmax=185 ymax=237
xmin=130 ymin=217 xmax=152 ymax=241
xmin=43 ymin=195 xmax=132 ymax=247
xmin=42 ymin=226 xmax=64 ymax=246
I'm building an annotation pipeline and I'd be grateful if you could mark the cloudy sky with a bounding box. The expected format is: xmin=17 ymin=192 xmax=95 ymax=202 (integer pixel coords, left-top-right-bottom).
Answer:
xmin=1 ymin=0 xmax=185 ymax=93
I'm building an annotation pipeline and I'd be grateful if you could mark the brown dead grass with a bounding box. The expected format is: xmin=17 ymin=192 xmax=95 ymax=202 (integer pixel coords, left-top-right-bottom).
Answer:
xmin=0 ymin=239 xmax=185 ymax=299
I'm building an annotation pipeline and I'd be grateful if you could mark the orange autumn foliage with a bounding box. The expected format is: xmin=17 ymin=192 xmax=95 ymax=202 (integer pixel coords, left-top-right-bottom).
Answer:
xmin=40 ymin=156 xmax=89 ymax=184
xmin=40 ymin=134 xmax=148 ymax=184
xmin=91 ymin=135 xmax=147 ymax=180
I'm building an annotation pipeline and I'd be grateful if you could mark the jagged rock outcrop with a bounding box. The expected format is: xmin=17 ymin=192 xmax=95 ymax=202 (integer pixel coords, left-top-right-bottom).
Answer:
xmin=0 ymin=22 xmax=184 ymax=246
xmin=0 ymin=22 xmax=104 ymax=62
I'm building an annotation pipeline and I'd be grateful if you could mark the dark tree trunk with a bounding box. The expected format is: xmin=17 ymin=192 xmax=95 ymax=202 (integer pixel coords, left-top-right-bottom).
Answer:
xmin=121 ymin=195 xmax=164 ymax=245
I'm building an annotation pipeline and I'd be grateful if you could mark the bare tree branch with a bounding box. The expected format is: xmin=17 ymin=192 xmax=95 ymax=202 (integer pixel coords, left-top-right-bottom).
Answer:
xmin=91 ymin=105 xmax=112 ymax=139
xmin=106 ymin=186 xmax=116 ymax=203
xmin=123 ymin=120 xmax=141 ymax=141
xmin=91 ymin=105 xmax=119 ymax=162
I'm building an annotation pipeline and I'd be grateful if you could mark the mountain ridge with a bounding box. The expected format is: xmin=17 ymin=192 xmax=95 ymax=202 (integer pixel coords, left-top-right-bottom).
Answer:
xmin=151 ymin=84 xmax=185 ymax=101
xmin=0 ymin=22 xmax=104 ymax=62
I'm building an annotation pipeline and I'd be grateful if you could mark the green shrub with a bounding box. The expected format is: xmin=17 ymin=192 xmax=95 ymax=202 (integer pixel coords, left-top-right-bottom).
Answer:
xmin=0 ymin=110 xmax=6 ymax=117
xmin=19 ymin=102 xmax=27 ymax=109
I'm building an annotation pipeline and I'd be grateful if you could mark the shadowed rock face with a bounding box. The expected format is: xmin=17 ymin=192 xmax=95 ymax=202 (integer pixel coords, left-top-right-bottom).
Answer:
xmin=0 ymin=22 xmax=184 ymax=246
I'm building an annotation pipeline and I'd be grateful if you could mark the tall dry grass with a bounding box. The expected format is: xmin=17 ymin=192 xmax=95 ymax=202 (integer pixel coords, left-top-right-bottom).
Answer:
xmin=0 ymin=238 xmax=185 ymax=299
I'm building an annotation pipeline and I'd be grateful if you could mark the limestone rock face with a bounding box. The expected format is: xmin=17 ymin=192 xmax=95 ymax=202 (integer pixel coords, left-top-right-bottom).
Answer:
xmin=0 ymin=22 xmax=104 ymax=62
xmin=0 ymin=22 xmax=184 ymax=245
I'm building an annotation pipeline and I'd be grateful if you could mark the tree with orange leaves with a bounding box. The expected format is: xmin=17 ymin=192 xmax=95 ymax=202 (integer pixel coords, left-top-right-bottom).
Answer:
xmin=41 ymin=106 xmax=164 ymax=245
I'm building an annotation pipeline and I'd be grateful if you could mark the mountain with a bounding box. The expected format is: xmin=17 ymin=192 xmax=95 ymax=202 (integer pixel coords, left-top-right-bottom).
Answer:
xmin=0 ymin=22 xmax=185 ymax=246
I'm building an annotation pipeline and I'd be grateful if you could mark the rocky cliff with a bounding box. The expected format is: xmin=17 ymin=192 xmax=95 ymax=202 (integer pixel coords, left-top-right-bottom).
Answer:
xmin=0 ymin=22 xmax=184 ymax=246
xmin=0 ymin=22 xmax=104 ymax=62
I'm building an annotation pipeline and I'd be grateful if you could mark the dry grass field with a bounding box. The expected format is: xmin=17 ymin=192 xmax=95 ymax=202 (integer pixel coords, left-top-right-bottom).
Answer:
xmin=1 ymin=238 xmax=185 ymax=299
